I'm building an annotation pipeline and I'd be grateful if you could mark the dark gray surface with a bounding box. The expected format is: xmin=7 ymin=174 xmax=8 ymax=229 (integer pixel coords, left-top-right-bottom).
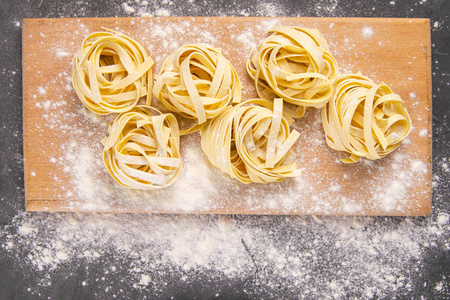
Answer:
xmin=0 ymin=0 xmax=449 ymax=299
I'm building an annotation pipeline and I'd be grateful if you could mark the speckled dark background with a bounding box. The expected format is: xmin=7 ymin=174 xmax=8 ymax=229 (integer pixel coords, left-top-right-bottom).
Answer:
xmin=0 ymin=0 xmax=449 ymax=299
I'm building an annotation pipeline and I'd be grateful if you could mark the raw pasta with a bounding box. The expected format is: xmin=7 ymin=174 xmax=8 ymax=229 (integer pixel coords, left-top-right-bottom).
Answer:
xmin=102 ymin=106 xmax=182 ymax=189
xmin=247 ymin=26 xmax=338 ymax=118
xmin=153 ymin=43 xmax=242 ymax=132
xmin=200 ymin=98 xmax=301 ymax=184
xmin=322 ymin=73 xmax=412 ymax=163
xmin=72 ymin=29 xmax=154 ymax=114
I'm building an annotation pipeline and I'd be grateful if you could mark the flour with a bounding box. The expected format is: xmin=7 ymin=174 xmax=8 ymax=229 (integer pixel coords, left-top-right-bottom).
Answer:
xmin=441 ymin=158 xmax=449 ymax=173
xmin=2 ymin=211 xmax=448 ymax=298
xmin=122 ymin=3 xmax=136 ymax=14
xmin=38 ymin=86 xmax=46 ymax=95
xmin=139 ymin=274 xmax=151 ymax=286
xmin=56 ymin=50 xmax=70 ymax=58
xmin=362 ymin=26 xmax=374 ymax=38
xmin=410 ymin=159 xmax=427 ymax=173
xmin=437 ymin=213 xmax=449 ymax=226
xmin=236 ymin=31 xmax=257 ymax=51
xmin=375 ymin=180 xmax=406 ymax=212
xmin=155 ymin=9 xmax=171 ymax=17
xmin=419 ymin=128 xmax=428 ymax=137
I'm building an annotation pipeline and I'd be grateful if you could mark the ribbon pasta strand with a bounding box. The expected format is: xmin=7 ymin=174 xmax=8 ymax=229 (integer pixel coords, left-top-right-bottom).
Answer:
xmin=102 ymin=106 xmax=182 ymax=189
xmin=321 ymin=73 xmax=412 ymax=163
xmin=246 ymin=26 xmax=338 ymax=118
xmin=72 ymin=29 xmax=154 ymax=114
xmin=200 ymin=98 xmax=301 ymax=184
xmin=153 ymin=43 xmax=242 ymax=132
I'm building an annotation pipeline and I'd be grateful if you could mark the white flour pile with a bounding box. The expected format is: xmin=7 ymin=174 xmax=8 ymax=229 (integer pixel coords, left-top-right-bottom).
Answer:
xmin=2 ymin=209 xmax=449 ymax=298
xmin=2 ymin=0 xmax=449 ymax=298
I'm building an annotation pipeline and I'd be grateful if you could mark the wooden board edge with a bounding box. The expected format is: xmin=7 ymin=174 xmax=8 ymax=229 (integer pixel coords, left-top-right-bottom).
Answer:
xmin=25 ymin=200 xmax=433 ymax=217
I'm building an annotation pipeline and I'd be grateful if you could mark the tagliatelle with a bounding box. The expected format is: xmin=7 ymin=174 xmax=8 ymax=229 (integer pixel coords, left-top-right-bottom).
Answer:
xmin=102 ymin=106 xmax=182 ymax=189
xmin=322 ymin=73 xmax=412 ymax=163
xmin=153 ymin=43 xmax=242 ymax=133
xmin=72 ymin=29 xmax=154 ymax=114
xmin=247 ymin=26 xmax=338 ymax=118
xmin=200 ymin=98 xmax=301 ymax=184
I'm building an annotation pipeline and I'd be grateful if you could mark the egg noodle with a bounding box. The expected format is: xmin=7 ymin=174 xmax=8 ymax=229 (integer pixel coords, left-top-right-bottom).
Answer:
xmin=102 ymin=106 xmax=182 ymax=189
xmin=200 ymin=98 xmax=301 ymax=184
xmin=322 ymin=73 xmax=412 ymax=163
xmin=153 ymin=43 xmax=242 ymax=134
xmin=72 ymin=29 xmax=154 ymax=114
xmin=246 ymin=26 xmax=338 ymax=119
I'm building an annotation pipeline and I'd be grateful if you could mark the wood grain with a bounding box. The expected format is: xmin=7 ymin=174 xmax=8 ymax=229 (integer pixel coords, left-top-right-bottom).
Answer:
xmin=23 ymin=17 xmax=432 ymax=215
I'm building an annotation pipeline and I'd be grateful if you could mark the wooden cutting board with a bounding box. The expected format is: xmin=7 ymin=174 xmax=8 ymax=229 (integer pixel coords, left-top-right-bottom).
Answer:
xmin=22 ymin=17 xmax=432 ymax=215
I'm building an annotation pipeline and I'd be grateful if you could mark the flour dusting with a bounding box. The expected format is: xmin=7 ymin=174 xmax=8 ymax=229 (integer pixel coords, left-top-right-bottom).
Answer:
xmin=2 ymin=210 xmax=449 ymax=298
xmin=362 ymin=26 xmax=374 ymax=38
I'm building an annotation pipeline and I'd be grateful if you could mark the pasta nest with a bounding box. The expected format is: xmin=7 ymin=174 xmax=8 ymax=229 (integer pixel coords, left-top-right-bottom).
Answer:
xmin=322 ymin=73 xmax=412 ymax=163
xmin=153 ymin=43 xmax=242 ymax=127
xmin=200 ymin=98 xmax=301 ymax=184
xmin=72 ymin=30 xmax=154 ymax=114
xmin=247 ymin=26 xmax=338 ymax=118
xmin=102 ymin=106 xmax=182 ymax=189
